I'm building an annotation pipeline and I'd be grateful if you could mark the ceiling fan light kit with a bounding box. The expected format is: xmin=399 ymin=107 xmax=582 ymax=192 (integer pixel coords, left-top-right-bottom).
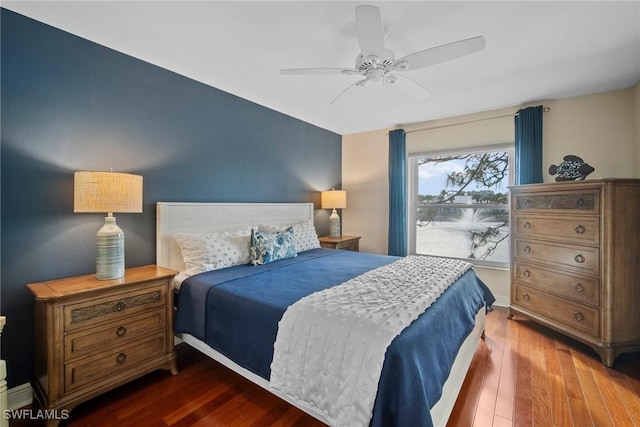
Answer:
xmin=280 ymin=5 xmax=486 ymax=103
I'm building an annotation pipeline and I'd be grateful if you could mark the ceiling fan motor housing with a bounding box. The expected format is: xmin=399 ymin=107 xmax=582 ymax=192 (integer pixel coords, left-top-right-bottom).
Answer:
xmin=355 ymin=50 xmax=394 ymax=72
xmin=355 ymin=49 xmax=410 ymax=84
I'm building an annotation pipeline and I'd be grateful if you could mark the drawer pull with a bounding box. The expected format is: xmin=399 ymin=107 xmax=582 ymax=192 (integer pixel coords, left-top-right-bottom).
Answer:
xmin=574 ymin=283 xmax=584 ymax=293
xmin=575 ymin=225 xmax=586 ymax=234
xmin=573 ymin=312 xmax=584 ymax=321
xmin=116 ymin=326 xmax=127 ymax=337
xmin=523 ymin=269 xmax=531 ymax=278
xmin=522 ymin=293 xmax=531 ymax=301
xmin=523 ymin=221 xmax=531 ymax=229
xmin=523 ymin=246 xmax=531 ymax=254
xmin=574 ymin=254 xmax=585 ymax=263
xmin=523 ymin=199 xmax=532 ymax=207
xmin=116 ymin=301 xmax=128 ymax=312
xmin=575 ymin=198 xmax=584 ymax=207
xmin=116 ymin=352 xmax=127 ymax=364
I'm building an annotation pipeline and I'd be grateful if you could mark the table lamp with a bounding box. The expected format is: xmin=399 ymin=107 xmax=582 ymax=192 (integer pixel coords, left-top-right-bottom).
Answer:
xmin=321 ymin=189 xmax=347 ymax=238
xmin=74 ymin=170 xmax=143 ymax=280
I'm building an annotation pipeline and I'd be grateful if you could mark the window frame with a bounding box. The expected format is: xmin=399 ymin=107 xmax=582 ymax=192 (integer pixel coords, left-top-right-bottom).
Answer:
xmin=408 ymin=142 xmax=514 ymax=268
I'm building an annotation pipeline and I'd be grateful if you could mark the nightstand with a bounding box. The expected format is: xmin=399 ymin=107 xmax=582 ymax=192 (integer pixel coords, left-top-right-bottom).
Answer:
xmin=319 ymin=235 xmax=361 ymax=251
xmin=27 ymin=265 xmax=178 ymax=426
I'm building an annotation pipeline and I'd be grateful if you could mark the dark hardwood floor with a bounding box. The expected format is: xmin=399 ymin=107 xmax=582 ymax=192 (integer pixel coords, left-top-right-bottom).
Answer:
xmin=13 ymin=307 xmax=640 ymax=426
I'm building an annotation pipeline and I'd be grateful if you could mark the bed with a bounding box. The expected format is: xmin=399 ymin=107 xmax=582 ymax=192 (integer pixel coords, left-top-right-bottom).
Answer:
xmin=156 ymin=202 xmax=494 ymax=427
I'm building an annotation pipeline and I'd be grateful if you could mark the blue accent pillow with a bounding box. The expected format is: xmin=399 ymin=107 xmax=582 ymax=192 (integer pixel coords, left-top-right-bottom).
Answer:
xmin=250 ymin=227 xmax=297 ymax=265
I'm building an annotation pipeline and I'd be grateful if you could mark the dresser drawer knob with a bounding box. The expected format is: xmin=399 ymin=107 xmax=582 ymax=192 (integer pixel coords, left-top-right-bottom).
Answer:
xmin=116 ymin=352 xmax=127 ymax=364
xmin=116 ymin=301 xmax=128 ymax=311
xmin=574 ymin=254 xmax=585 ymax=263
xmin=116 ymin=326 xmax=127 ymax=337
xmin=523 ymin=270 xmax=531 ymax=277
xmin=575 ymin=225 xmax=586 ymax=234
xmin=573 ymin=312 xmax=584 ymax=321
xmin=574 ymin=283 xmax=584 ymax=293
xmin=522 ymin=293 xmax=531 ymax=301
xmin=523 ymin=199 xmax=532 ymax=207
xmin=523 ymin=221 xmax=531 ymax=229
xmin=523 ymin=246 xmax=531 ymax=254
xmin=575 ymin=198 xmax=585 ymax=206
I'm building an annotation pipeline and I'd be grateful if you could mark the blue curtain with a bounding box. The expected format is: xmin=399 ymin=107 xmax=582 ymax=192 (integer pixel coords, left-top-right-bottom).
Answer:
xmin=388 ymin=129 xmax=407 ymax=256
xmin=514 ymin=106 xmax=544 ymax=185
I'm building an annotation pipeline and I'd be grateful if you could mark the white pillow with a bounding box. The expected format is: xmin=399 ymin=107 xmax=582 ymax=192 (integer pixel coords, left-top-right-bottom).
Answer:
xmin=258 ymin=220 xmax=320 ymax=252
xmin=174 ymin=227 xmax=252 ymax=276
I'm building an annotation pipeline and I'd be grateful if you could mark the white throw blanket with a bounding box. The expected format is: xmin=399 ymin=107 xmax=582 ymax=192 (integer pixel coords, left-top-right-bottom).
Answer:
xmin=269 ymin=255 xmax=472 ymax=426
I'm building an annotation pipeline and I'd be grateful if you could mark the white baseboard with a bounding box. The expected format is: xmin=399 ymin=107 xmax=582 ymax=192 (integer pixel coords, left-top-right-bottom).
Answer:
xmin=493 ymin=295 xmax=509 ymax=308
xmin=8 ymin=383 xmax=32 ymax=410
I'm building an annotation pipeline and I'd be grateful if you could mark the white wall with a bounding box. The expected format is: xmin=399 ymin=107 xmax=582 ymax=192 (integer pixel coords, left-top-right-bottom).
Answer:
xmin=342 ymin=86 xmax=639 ymax=306
xmin=404 ymin=106 xmax=515 ymax=152
xmin=341 ymin=129 xmax=389 ymax=254
xmin=543 ymin=89 xmax=636 ymax=180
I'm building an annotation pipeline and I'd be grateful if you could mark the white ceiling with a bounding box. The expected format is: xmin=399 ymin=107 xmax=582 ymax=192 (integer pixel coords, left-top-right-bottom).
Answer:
xmin=3 ymin=1 xmax=640 ymax=135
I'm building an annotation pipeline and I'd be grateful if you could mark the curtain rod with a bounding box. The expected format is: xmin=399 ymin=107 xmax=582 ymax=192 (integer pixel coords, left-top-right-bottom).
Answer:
xmin=402 ymin=106 xmax=550 ymax=135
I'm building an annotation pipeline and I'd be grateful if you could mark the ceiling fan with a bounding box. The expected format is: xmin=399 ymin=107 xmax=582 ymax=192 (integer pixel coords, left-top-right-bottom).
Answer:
xmin=279 ymin=5 xmax=486 ymax=104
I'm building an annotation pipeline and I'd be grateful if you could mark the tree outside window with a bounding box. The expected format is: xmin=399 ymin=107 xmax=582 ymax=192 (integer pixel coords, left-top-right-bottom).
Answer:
xmin=411 ymin=148 xmax=511 ymax=267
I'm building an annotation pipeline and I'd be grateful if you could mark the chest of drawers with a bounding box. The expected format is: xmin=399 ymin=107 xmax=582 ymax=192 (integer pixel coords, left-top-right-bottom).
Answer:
xmin=508 ymin=179 xmax=640 ymax=367
xmin=27 ymin=265 xmax=178 ymax=426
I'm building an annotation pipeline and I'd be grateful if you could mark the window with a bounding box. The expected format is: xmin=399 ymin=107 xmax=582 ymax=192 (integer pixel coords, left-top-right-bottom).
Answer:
xmin=409 ymin=144 xmax=513 ymax=268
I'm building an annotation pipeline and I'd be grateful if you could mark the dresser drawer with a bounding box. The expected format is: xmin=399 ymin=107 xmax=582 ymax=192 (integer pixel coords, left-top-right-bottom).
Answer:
xmin=514 ymin=285 xmax=599 ymax=338
xmin=64 ymin=282 xmax=166 ymax=331
xmin=64 ymin=309 xmax=166 ymax=360
xmin=514 ymin=215 xmax=599 ymax=246
xmin=514 ymin=190 xmax=599 ymax=213
xmin=514 ymin=238 xmax=599 ymax=276
xmin=65 ymin=333 xmax=166 ymax=392
xmin=513 ymin=261 xmax=600 ymax=306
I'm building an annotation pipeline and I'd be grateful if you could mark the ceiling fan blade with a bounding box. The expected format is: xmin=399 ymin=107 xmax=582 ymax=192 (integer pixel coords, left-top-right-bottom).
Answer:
xmin=392 ymin=74 xmax=431 ymax=100
xmin=280 ymin=68 xmax=359 ymax=75
xmin=330 ymin=80 xmax=366 ymax=104
xmin=355 ymin=5 xmax=385 ymax=58
xmin=396 ymin=36 xmax=486 ymax=71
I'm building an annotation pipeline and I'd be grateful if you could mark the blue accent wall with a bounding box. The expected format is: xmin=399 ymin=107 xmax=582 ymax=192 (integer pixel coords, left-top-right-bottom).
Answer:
xmin=0 ymin=9 xmax=341 ymax=388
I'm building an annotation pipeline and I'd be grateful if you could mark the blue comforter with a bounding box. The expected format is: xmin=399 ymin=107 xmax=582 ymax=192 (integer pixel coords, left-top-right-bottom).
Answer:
xmin=175 ymin=248 xmax=494 ymax=426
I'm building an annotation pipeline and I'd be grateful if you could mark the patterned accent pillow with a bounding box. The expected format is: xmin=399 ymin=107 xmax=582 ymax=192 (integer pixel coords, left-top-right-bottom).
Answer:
xmin=175 ymin=227 xmax=252 ymax=276
xmin=250 ymin=227 xmax=297 ymax=265
xmin=258 ymin=220 xmax=321 ymax=252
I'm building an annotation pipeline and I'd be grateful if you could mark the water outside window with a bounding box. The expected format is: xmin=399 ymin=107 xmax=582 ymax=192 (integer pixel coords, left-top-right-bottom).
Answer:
xmin=414 ymin=150 xmax=511 ymax=266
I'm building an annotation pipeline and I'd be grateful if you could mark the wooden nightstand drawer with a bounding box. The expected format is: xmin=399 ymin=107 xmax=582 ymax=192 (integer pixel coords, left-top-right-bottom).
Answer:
xmin=64 ymin=333 xmax=166 ymax=392
xmin=64 ymin=282 xmax=166 ymax=332
xmin=64 ymin=310 xmax=166 ymax=360
xmin=514 ymin=215 xmax=599 ymax=245
xmin=319 ymin=235 xmax=361 ymax=251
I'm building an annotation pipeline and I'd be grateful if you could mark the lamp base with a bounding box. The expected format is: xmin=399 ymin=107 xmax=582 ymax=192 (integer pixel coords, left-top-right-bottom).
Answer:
xmin=96 ymin=216 xmax=125 ymax=280
xmin=329 ymin=208 xmax=341 ymax=238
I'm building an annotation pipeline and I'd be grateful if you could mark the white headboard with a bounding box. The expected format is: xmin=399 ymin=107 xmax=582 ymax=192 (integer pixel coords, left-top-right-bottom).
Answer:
xmin=156 ymin=202 xmax=315 ymax=272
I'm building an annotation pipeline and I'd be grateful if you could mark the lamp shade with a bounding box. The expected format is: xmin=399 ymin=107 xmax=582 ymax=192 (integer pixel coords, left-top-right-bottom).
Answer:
xmin=74 ymin=171 xmax=143 ymax=214
xmin=321 ymin=190 xmax=347 ymax=209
